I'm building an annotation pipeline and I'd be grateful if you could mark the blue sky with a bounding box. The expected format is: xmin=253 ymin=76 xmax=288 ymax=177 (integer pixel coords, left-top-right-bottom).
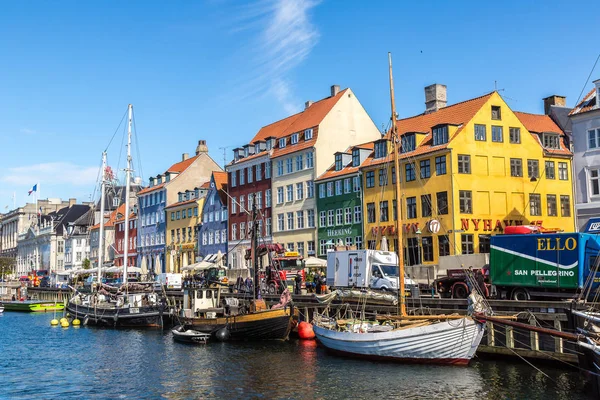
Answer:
xmin=0 ymin=0 xmax=598 ymax=210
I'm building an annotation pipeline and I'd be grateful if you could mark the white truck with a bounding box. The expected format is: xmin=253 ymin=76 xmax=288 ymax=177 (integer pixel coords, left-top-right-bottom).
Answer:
xmin=326 ymin=250 xmax=416 ymax=291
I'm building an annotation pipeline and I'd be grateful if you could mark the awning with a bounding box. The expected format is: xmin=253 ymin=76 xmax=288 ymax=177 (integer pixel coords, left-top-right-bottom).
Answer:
xmin=183 ymin=260 xmax=220 ymax=271
xmin=304 ymin=257 xmax=327 ymax=268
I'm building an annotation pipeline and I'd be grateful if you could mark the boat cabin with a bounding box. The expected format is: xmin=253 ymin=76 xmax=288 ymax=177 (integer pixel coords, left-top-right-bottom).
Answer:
xmin=182 ymin=287 xmax=252 ymax=318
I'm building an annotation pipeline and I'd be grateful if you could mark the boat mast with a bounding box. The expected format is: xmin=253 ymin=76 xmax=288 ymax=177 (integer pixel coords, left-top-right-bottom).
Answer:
xmin=251 ymin=193 xmax=260 ymax=300
xmin=123 ymin=104 xmax=133 ymax=285
xmin=98 ymin=152 xmax=107 ymax=287
xmin=388 ymin=52 xmax=407 ymax=317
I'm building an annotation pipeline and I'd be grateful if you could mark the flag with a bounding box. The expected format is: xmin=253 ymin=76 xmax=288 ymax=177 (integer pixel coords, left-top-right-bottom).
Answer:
xmin=28 ymin=184 xmax=37 ymax=196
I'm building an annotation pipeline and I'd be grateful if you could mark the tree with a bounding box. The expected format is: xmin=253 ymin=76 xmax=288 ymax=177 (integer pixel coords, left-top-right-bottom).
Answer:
xmin=82 ymin=258 xmax=91 ymax=269
xmin=0 ymin=257 xmax=16 ymax=277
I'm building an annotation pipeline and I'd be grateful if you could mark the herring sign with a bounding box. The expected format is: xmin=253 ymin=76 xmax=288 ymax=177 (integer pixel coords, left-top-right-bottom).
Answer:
xmin=584 ymin=218 xmax=600 ymax=233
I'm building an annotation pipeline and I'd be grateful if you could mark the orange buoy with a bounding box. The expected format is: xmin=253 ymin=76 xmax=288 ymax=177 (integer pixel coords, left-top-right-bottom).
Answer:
xmin=298 ymin=321 xmax=316 ymax=340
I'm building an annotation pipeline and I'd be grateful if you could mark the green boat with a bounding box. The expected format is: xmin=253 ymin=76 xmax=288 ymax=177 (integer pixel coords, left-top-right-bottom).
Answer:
xmin=0 ymin=300 xmax=65 ymax=312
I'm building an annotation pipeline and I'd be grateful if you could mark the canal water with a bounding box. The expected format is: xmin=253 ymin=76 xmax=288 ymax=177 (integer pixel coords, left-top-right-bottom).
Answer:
xmin=0 ymin=312 xmax=595 ymax=399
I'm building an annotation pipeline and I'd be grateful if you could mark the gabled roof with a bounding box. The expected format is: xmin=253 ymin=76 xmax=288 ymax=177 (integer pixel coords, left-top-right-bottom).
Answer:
xmin=138 ymin=154 xmax=205 ymax=195
xmin=514 ymin=111 xmax=571 ymax=156
xmin=90 ymin=204 xmax=125 ymax=230
xmin=212 ymin=171 xmax=228 ymax=205
xmin=45 ymin=204 xmax=92 ymax=235
xmin=570 ymin=88 xmax=598 ymax=116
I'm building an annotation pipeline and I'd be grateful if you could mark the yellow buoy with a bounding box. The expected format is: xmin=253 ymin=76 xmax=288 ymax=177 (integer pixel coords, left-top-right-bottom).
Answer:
xmin=50 ymin=319 xmax=59 ymax=326
xmin=61 ymin=320 xmax=70 ymax=328
xmin=72 ymin=319 xmax=81 ymax=327
xmin=59 ymin=317 xmax=68 ymax=324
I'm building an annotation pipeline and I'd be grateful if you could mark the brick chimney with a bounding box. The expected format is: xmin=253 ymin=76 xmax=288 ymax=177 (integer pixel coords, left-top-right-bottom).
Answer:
xmin=543 ymin=95 xmax=567 ymax=115
xmin=425 ymin=84 xmax=447 ymax=114
xmin=195 ymin=140 xmax=208 ymax=155
xmin=182 ymin=153 xmax=189 ymax=161
xmin=330 ymin=85 xmax=340 ymax=97
xmin=595 ymin=79 xmax=600 ymax=106
xmin=305 ymin=100 xmax=314 ymax=109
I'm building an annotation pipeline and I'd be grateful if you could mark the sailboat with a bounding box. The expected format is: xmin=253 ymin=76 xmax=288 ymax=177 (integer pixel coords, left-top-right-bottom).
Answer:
xmin=67 ymin=105 xmax=166 ymax=328
xmin=312 ymin=53 xmax=486 ymax=365
xmin=178 ymin=195 xmax=295 ymax=341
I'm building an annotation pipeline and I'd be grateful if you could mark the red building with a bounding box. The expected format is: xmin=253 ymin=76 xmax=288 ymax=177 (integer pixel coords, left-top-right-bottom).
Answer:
xmin=114 ymin=210 xmax=137 ymax=268
xmin=227 ymin=139 xmax=274 ymax=269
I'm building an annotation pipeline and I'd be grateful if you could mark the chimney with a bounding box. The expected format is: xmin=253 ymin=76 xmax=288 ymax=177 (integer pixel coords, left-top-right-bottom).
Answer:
xmin=543 ymin=95 xmax=567 ymax=115
xmin=424 ymin=84 xmax=447 ymax=114
xmin=305 ymin=100 xmax=313 ymax=109
xmin=330 ymin=85 xmax=340 ymax=97
xmin=182 ymin=153 xmax=189 ymax=161
xmin=69 ymin=198 xmax=76 ymax=207
xmin=195 ymin=140 xmax=208 ymax=155
xmin=595 ymin=79 xmax=600 ymax=106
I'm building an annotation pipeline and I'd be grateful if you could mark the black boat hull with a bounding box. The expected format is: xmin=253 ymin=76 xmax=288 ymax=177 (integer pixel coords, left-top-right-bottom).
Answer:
xmin=66 ymin=302 xmax=164 ymax=328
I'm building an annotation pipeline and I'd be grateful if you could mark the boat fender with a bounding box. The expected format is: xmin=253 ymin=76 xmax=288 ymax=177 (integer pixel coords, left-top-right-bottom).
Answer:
xmin=83 ymin=315 xmax=89 ymax=326
xmin=113 ymin=313 xmax=119 ymax=323
xmin=216 ymin=327 xmax=230 ymax=342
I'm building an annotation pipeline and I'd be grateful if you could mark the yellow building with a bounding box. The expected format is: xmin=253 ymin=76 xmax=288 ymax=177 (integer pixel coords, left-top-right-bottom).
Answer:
xmin=165 ymin=188 xmax=205 ymax=273
xmin=361 ymin=86 xmax=574 ymax=276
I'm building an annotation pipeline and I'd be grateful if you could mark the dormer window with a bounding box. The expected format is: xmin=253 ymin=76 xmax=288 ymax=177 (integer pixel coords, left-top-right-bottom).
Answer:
xmin=401 ymin=134 xmax=416 ymax=153
xmin=374 ymin=140 xmax=387 ymax=159
xmin=432 ymin=125 xmax=449 ymax=146
xmin=165 ymin=173 xmax=171 ymax=182
xmin=291 ymin=133 xmax=299 ymax=145
xmin=112 ymin=198 xmax=120 ymax=207
xmin=244 ymin=147 xmax=249 ymax=157
xmin=266 ymin=140 xmax=272 ymax=150
xmin=491 ymin=106 xmax=501 ymax=120
xmin=279 ymin=138 xmax=286 ymax=148
xmin=335 ymin=154 xmax=343 ymax=171
xmin=305 ymin=128 xmax=313 ymax=140
xmin=542 ymin=133 xmax=560 ymax=149
xmin=149 ymin=177 xmax=155 ymax=187
xmin=195 ymin=189 xmax=199 ymax=198
xmin=255 ymin=143 xmax=260 ymax=153
xmin=352 ymin=149 xmax=360 ymax=167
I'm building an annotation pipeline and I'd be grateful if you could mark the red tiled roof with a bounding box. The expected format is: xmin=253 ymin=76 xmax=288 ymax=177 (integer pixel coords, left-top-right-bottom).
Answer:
xmin=165 ymin=197 xmax=199 ymax=209
xmin=200 ymin=181 xmax=210 ymax=189
xmin=514 ymin=111 xmax=571 ymax=156
xmin=115 ymin=213 xmax=137 ymax=223
xmin=570 ymin=88 xmax=597 ymax=116
xmin=90 ymin=204 xmax=125 ymax=229
xmin=316 ymin=141 xmax=377 ymax=181
xmin=167 ymin=155 xmax=199 ymax=173
xmin=272 ymin=138 xmax=317 ymax=159
xmin=138 ymin=182 xmax=165 ymax=195
xmin=212 ymin=171 xmax=228 ymax=205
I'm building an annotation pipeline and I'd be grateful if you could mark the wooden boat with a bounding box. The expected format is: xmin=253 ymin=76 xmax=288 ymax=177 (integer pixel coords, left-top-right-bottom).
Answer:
xmin=312 ymin=53 xmax=487 ymax=365
xmin=1 ymin=300 xmax=65 ymax=312
xmin=172 ymin=325 xmax=211 ymax=344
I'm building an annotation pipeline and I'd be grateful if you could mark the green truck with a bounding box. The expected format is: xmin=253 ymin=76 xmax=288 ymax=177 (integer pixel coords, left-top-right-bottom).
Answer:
xmin=490 ymin=232 xmax=600 ymax=300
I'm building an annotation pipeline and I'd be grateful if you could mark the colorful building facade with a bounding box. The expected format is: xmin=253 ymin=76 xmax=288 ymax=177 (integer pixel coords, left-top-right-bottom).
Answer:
xmin=114 ymin=210 xmax=137 ymax=268
xmin=198 ymin=172 xmax=228 ymax=261
xmin=361 ymin=86 xmax=575 ymax=275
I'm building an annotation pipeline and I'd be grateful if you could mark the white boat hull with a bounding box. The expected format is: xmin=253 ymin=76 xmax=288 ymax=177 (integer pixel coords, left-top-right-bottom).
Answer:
xmin=313 ymin=317 xmax=484 ymax=365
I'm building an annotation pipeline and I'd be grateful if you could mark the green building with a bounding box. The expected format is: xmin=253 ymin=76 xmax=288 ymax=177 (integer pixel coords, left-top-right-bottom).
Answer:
xmin=315 ymin=143 xmax=374 ymax=258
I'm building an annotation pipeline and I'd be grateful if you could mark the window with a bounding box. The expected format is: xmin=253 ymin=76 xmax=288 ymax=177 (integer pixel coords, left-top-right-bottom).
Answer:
xmin=320 ymin=211 xmax=327 ymax=227
xmin=352 ymin=149 xmax=360 ymax=167
xmin=307 ymin=240 xmax=315 ymax=256
xmin=277 ymin=214 xmax=284 ymax=231
xmin=479 ymin=235 xmax=490 ymax=253
xmin=401 ymin=134 xmax=416 ymax=152
xmin=240 ymin=195 xmax=245 ymax=212
xmin=510 ymin=127 xmax=521 ymax=144
xmin=435 ymin=155 xmax=446 ymax=175
xmin=176 ymin=211 xmax=181 ymax=220
xmin=353 ymin=176 xmax=360 ymax=192
xmin=545 ymin=161 xmax=555 ymax=179
xmin=336 ymin=209 xmax=343 ymax=225
xmin=306 ymin=152 xmax=314 ymax=168
xmin=529 ymin=193 xmax=542 ymax=216
xmin=291 ymin=133 xmax=299 ymax=145
xmin=491 ymin=105 xmax=501 ymax=120
xmin=379 ymin=201 xmax=389 ymax=222
xmin=328 ymin=210 xmax=334 ymax=226
xmin=345 ymin=207 xmax=352 ymax=224
xmin=422 ymin=236 xmax=433 ymax=262
xmin=374 ymin=140 xmax=387 ymax=158
xmin=265 ymin=189 xmax=272 ymax=207
xmin=277 ymin=160 xmax=284 ymax=176
xmin=277 ymin=187 xmax=284 ymax=204
xmin=221 ymin=230 xmax=226 ymax=243
xmin=58 ymin=241 xmax=64 ymax=253
xmin=297 ymin=242 xmax=305 ymax=256
xmin=256 ymin=192 xmax=262 ymax=209
xmin=319 ymin=240 xmax=327 ymax=256
xmin=325 ymin=182 xmax=333 ymax=197
xmin=284 ymin=212 xmax=293 ymax=230
xmin=547 ymin=194 xmax=557 ymax=216
xmin=510 ymin=158 xmax=523 ymax=177
xmin=405 ymin=163 xmax=416 ymax=181
xmin=305 ymin=128 xmax=313 ymax=140
xmin=542 ymin=134 xmax=562 ymax=151
xmin=420 ymin=159 xmax=431 ymax=179
xmin=335 ymin=154 xmax=343 ymax=171
xmin=345 ymin=237 xmax=353 ymax=247
xmin=307 ymin=209 xmax=315 ymax=228
xmin=560 ymin=195 xmax=571 ymax=217
xmin=279 ymin=138 xmax=286 ymax=148
xmin=188 ymin=208 xmax=193 ymax=218
xmin=367 ymin=203 xmax=376 ymax=223
xmin=492 ymin=126 xmax=503 ymax=142
xmin=392 ymin=200 xmax=397 ymax=221
xmin=296 ymin=155 xmax=303 ymax=171
xmin=378 ymin=168 xmax=388 ymax=186
xmin=247 ymin=166 xmax=253 ymax=183
xmin=462 ymin=234 xmax=474 ymax=254
xmin=297 ymin=211 xmax=304 ymax=229
xmin=335 ymin=180 xmax=342 ymax=195
xmin=208 ymin=232 xmax=214 ymax=245
xmin=286 ymin=158 xmax=293 ymax=174
xmin=266 ymin=218 xmax=272 ymax=236
xmin=355 ymin=236 xmax=363 ymax=250
xmin=458 ymin=155 xmax=471 ymax=174
xmin=296 ymin=183 xmax=304 ymax=200
xmin=286 ymin=185 xmax=293 ymax=202
xmin=240 ymin=222 xmax=247 ymax=239
xmin=591 ymin=169 xmax=600 ymax=196
xmin=194 ymin=207 xmax=199 ymax=217
xmin=437 ymin=191 xmax=448 ymax=215
xmin=171 ymin=212 xmax=175 ymax=221
xmin=528 ymin=160 xmax=539 ymax=179
xmin=354 ymin=206 xmax=361 ymax=223
xmin=406 ymin=197 xmax=417 ymax=219
xmin=432 ymin=125 xmax=448 ymax=145
xmin=588 ymin=128 xmax=600 ymax=149
xmin=240 ymin=169 xmax=245 ymax=185
xmin=265 ymin=162 xmax=271 ymax=178
xmin=222 ymin=209 xmax=227 ymax=220
xmin=558 ymin=162 xmax=568 ymax=180
xmin=214 ymin=230 xmax=220 ymax=244
xmin=474 ymin=124 xmax=486 ymax=141
xmin=439 ymin=235 xmax=450 ymax=257
xmin=231 ymin=197 xmax=237 ymax=213
xmin=366 ymin=171 xmax=375 ymax=188
xmin=319 ymin=184 xmax=326 ymax=198
xmin=459 ymin=190 xmax=472 ymax=213
xmin=203 ymin=231 xmax=209 ymax=245
xmin=421 ymin=194 xmax=432 ymax=217
xmin=344 ymin=178 xmax=351 ymax=194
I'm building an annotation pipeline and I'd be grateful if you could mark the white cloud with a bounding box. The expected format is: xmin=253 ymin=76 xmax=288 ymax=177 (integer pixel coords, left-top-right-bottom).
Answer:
xmin=1 ymin=162 xmax=99 ymax=186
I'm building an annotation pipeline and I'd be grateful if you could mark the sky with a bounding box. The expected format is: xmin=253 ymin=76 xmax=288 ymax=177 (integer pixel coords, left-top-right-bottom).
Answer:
xmin=0 ymin=0 xmax=598 ymax=211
